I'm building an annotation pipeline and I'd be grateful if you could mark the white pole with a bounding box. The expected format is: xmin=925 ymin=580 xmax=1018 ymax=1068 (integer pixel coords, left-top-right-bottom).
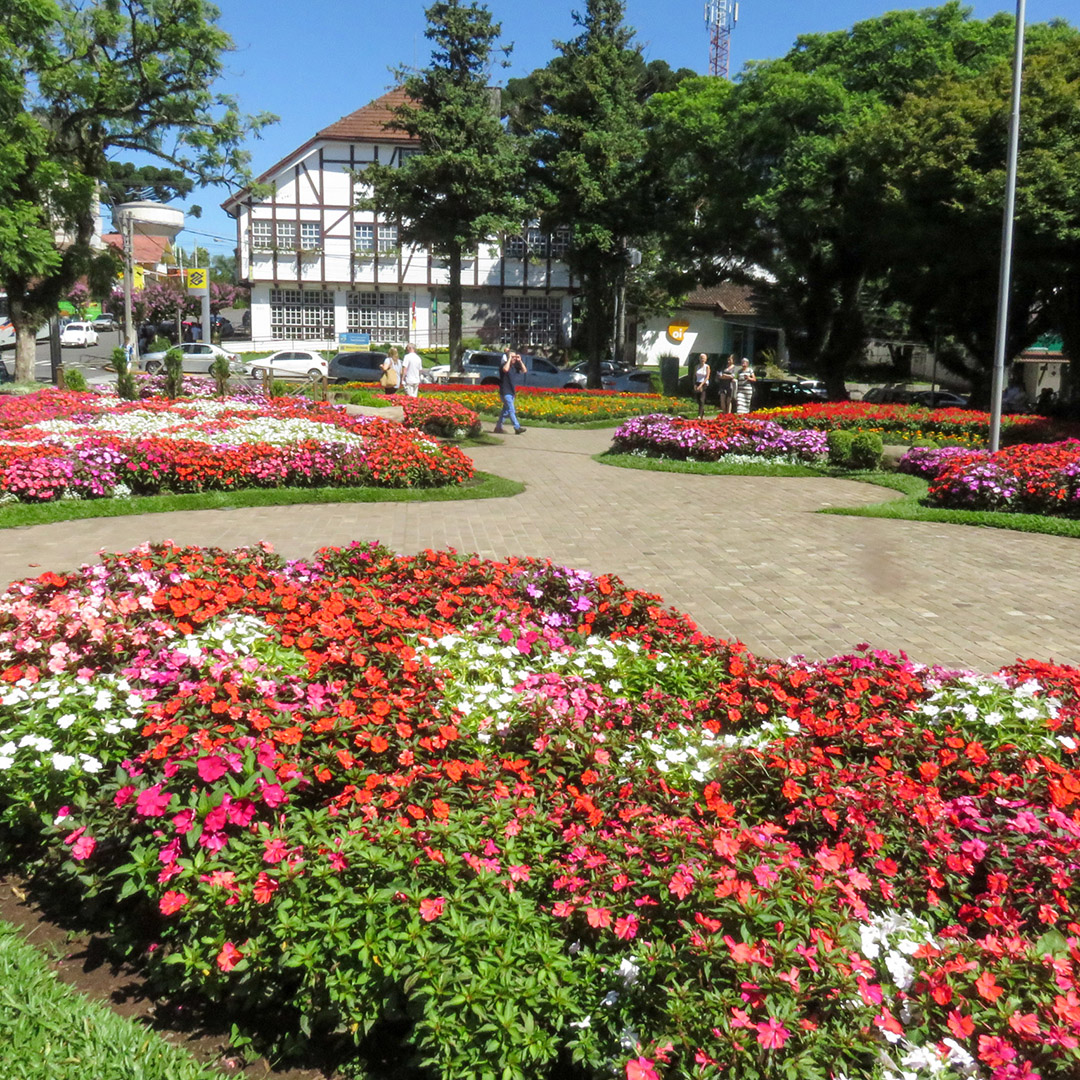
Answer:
xmin=122 ymin=212 xmax=137 ymax=365
xmin=988 ymin=0 xmax=1027 ymax=453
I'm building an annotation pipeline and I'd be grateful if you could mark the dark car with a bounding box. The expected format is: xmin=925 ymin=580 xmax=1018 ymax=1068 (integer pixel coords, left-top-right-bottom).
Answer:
xmin=910 ymin=390 xmax=969 ymax=409
xmin=327 ymin=350 xmax=390 ymax=384
xmin=461 ymin=349 xmax=585 ymax=390
xmin=749 ymin=379 xmax=828 ymax=411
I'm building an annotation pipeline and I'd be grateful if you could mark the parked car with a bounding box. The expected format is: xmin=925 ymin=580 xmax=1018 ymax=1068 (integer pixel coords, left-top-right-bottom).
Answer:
xmin=59 ymin=322 xmax=98 ymax=348
xmin=910 ymin=390 xmax=969 ymax=409
xmin=92 ymin=313 xmax=119 ymax=333
xmin=461 ymin=349 xmax=585 ymax=390
xmin=861 ymin=385 xmax=918 ymax=405
xmin=795 ymin=378 xmax=829 ymax=398
xmin=0 ymin=357 xmax=11 ymax=383
xmin=245 ymin=350 xmax=328 ymax=381
xmin=138 ymin=342 xmax=242 ymax=375
xmin=327 ymin=350 xmax=390 ymax=384
xmin=749 ymin=379 xmax=828 ymax=411
xmin=149 ymin=316 xmax=236 ymax=345
xmin=567 ymin=359 xmax=633 ymax=382
xmin=610 ymin=369 xmax=658 ymax=394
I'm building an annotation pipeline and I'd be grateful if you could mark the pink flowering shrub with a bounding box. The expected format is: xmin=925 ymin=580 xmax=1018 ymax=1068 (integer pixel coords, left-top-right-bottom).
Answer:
xmin=0 ymin=542 xmax=1078 ymax=1079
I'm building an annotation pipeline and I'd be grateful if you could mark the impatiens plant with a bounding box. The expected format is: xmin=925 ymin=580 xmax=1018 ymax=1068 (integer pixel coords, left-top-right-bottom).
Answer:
xmin=1 ymin=541 xmax=1079 ymax=1080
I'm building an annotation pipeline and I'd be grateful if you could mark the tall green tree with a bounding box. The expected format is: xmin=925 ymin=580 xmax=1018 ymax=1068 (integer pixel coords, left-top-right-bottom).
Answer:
xmin=364 ymin=0 xmax=523 ymax=370
xmin=0 ymin=0 xmax=272 ymax=381
xmin=648 ymin=3 xmax=1027 ymax=394
xmin=528 ymin=0 xmax=648 ymax=386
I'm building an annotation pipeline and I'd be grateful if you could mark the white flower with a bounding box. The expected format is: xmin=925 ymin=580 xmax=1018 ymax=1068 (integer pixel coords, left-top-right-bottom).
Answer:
xmin=80 ymin=755 xmax=103 ymax=773
xmin=51 ymin=753 xmax=76 ymax=770
xmin=884 ymin=951 xmax=914 ymax=990
xmin=0 ymin=756 xmax=14 ymax=770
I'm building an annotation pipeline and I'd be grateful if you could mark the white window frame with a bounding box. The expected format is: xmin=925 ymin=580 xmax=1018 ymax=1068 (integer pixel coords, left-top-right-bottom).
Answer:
xmin=275 ymin=222 xmax=296 ymax=250
xmin=354 ymin=224 xmax=374 ymax=253
xmin=377 ymin=225 xmax=398 ymax=254
xmin=270 ymin=288 xmax=334 ymax=341
xmin=346 ymin=290 xmax=411 ymax=335
xmin=300 ymin=222 xmax=321 ymax=250
xmin=251 ymin=221 xmax=273 ymax=250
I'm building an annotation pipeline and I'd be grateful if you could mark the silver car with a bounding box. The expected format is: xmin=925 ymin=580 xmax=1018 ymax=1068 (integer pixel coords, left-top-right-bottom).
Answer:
xmin=139 ymin=342 xmax=243 ymax=375
xmin=461 ymin=350 xmax=585 ymax=390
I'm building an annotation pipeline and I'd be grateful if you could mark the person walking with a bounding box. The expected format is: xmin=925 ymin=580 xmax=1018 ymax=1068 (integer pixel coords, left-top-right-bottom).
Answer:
xmin=693 ymin=353 xmax=711 ymax=419
xmin=493 ymin=349 xmax=527 ymax=435
xmin=735 ymin=357 xmax=756 ymax=414
xmin=401 ymin=343 xmax=422 ymax=398
xmin=717 ymin=355 xmax=737 ymax=413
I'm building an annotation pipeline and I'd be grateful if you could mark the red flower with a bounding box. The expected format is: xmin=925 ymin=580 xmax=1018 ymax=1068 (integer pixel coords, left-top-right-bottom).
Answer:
xmin=755 ymin=1017 xmax=791 ymax=1049
xmin=586 ymin=906 xmax=612 ymax=928
xmin=614 ymin=914 xmax=639 ymax=940
xmin=216 ymin=941 xmax=243 ymax=972
xmin=625 ymin=1058 xmax=659 ymax=1080
xmin=419 ymin=896 xmax=445 ymax=922
xmin=196 ymin=755 xmax=227 ymax=782
xmin=947 ymin=1010 xmax=974 ymax=1039
xmin=159 ymin=890 xmax=189 ymax=916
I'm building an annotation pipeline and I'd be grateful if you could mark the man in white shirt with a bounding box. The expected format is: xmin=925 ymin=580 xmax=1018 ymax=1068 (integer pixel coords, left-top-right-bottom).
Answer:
xmin=401 ymin=343 xmax=423 ymax=398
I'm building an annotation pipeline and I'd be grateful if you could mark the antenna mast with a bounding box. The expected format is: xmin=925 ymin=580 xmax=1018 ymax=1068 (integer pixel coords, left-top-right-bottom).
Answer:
xmin=704 ymin=0 xmax=739 ymax=79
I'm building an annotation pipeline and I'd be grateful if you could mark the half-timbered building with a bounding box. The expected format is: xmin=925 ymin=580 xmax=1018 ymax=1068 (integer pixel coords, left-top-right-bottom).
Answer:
xmin=223 ymin=89 xmax=574 ymax=351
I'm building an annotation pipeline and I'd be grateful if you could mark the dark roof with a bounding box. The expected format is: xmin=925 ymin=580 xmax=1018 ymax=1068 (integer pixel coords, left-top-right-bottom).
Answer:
xmin=683 ymin=282 xmax=764 ymax=316
xmin=316 ymin=88 xmax=417 ymax=143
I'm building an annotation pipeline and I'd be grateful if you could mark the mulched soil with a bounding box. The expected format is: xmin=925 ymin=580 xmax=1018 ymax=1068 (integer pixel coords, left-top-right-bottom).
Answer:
xmin=0 ymin=875 xmax=332 ymax=1079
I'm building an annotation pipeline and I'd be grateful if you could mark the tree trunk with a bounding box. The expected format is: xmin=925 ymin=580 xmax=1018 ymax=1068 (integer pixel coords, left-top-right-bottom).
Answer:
xmin=10 ymin=290 xmax=41 ymax=383
xmin=583 ymin=271 xmax=611 ymax=390
xmin=448 ymin=245 xmax=463 ymax=373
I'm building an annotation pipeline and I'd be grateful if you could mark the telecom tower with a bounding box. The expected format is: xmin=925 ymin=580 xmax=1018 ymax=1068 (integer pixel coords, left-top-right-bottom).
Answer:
xmin=704 ymin=0 xmax=739 ymax=79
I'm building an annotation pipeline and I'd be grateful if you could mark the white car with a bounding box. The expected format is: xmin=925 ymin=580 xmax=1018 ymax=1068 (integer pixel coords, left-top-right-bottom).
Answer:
xmin=244 ymin=349 xmax=328 ymax=381
xmin=139 ymin=342 xmax=242 ymax=375
xmin=60 ymin=322 xmax=99 ymax=348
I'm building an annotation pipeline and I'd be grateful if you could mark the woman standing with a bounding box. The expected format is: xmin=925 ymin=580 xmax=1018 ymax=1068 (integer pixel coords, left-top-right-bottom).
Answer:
xmin=717 ymin=355 xmax=737 ymax=413
xmin=693 ymin=353 xmax=711 ymax=419
xmin=379 ymin=347 xmax=401 ymax=393
xmin=735 ymin=357 xmax=756 ymax=414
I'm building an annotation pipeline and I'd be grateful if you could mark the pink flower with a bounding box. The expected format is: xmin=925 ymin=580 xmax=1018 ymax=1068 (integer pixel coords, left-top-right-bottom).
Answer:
xmin=159 ymin=890 xmax=189 ymax=916
xmin=135 ymin=784 xmax=173 ymax=818
xmin=259 ymin=781 xmax=287 ymax=808
xmin=625 ymin=1058 xmax=659 ymax=1080
xmin=327 ymin=852 xmax=348 ymax=872
xmin=419 ymin=896 xmax=446 ymax=922
xmin=263 ymin=837 xmax=289 ymax=864
xmin=113 ymin=786 xmax=136 ymax=807
xmin=614 ymin=914 xmax=639 ymax=940
xmin=216 ymin=941 xmax=243 ymax=972
xmin=71 ymin=835 xmax=96 ymax=861
xmin=508 ymin=864 xmax=530 ymax=882
xmin=172 ymin=808 xmax=195 ymax=834
xmin=756 ymin=1017 xmax=791 ymax=1049
xmin=586 ymin=906 xmax=612 ymax=928
xmin=196 ymin=755 xmax=227 ymax=782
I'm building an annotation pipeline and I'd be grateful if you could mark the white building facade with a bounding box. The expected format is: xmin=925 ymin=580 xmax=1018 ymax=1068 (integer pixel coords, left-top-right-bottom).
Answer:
xmin=223 ymin=90 xmax=575 ymax=352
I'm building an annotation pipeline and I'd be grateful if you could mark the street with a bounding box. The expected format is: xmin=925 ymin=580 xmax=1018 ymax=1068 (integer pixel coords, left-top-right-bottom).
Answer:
xmin=4 ymin=334 xmax=126 ymax=386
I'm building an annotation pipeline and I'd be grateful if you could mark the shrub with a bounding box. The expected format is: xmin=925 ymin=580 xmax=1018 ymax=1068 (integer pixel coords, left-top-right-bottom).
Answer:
xmin=269 ymin=379 xmax=292 ymax=399
xmin=826 ymin=429 xmax=855 ymax=466
xmin=148 ymin=336 xmax=172 ymax=354
xmin=163 ymin=348 xmax=184 ymax=399
xmin=62 ymin=368 xmax=88 ymax=393
xmin=112 ymin=347 xmax=137 ymax=401
xmin=850 ymin=430 xmax=883 ymax=469
xmin=208 ymin=356 xmax=231 ymax=399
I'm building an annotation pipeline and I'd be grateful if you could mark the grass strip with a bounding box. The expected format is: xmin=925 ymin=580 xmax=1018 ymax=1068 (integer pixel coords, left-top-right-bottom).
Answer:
xmin=0 ymin=472 xmax=522 ymax=530
xmin=0 ymin=921 xmax=225 ymax=1080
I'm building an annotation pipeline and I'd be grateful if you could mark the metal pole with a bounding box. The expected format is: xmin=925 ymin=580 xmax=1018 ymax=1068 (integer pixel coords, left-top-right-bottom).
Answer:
xmin=988 ymin=0 xmax=1027 ymax=453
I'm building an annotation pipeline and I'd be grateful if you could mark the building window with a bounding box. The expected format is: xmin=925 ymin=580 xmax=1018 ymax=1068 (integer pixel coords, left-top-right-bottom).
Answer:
xmin=527 ymin=226 xmax=546 ymax=254
xmin=549 ymin=226 xmax=571 ymax=259
xmin=346 ymin=291 xmax=411 ymax=335
xmin=398 ymin=148 xmax=421 ymax=167
xmin=377 ymin=225 xmax=398 ymax=253
xmin=251 ymin=221 xmax=273 ymax=249
xmin=276 ymin=222 xmax=296 ymax=250
xmin=354 ymin=224 xmax=374 ymax=252
xmin=504 ymin=225 xmax=570 ymax=261
xmin=500 ymin=295 xmax=562 ymax=347
xmin=300 ymin=222 xmax=321 ymax=250
xmin=270 ymin=288 xmax=334 ymax=341
xmin=505 ymin=233 xmax=526 ymax=259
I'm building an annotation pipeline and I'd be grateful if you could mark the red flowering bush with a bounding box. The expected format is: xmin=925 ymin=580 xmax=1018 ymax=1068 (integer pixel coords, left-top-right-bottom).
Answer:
xmin=389 ymin=396 xmax=483 ymax=439
xmin=1 ymin=543 xmax=1078 ymax=1080
xmin=0 ymin=391 xmax=473 ymax=500
xmin=757 ymin=402 xmax=1079 ymax=448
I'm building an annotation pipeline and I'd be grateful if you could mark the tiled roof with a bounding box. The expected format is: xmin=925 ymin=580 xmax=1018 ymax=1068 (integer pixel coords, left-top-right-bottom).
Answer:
xmin=316 ymin=88 xmax=418 ymax=143
xmin=683 ymin=282 xmax=763 ymax=316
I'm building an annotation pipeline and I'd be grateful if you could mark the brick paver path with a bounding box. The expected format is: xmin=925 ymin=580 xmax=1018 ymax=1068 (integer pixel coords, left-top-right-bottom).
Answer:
xmin=2 ymin=426 xmax=1077 ymax=671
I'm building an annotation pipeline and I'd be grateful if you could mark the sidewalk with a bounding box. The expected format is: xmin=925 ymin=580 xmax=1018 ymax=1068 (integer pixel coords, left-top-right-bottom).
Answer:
xmin=1 ymin=425 xmax=1077 ymax=671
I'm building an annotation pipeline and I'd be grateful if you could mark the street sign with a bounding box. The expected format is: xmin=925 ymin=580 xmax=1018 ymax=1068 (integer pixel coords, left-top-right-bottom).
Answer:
xmin=185 ymin=268 xmax=209 ymax=294
xmin=338 ymin=332 xmax=371 ymax=353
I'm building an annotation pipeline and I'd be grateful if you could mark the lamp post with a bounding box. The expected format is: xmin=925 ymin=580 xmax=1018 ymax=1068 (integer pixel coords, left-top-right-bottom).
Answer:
xmin=988 ymin=0 xmax=1027 ymax=453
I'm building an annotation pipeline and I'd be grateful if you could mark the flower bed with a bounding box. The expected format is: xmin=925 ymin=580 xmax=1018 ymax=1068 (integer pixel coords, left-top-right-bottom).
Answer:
xmin=0 ymin=390 xmax=473 ymax=502
xmin=757 ymin=402 xmax=1077 ymax=448
xmin=382 ymin=395 xmax=482 ymax=439
xmin=416 ymin=386 xmax=678 ymax=424
xmin=900 ymin=441 xmax=1080 ymax=516
xmin=611 ymin=413 xmax=827 ymax=463
xmin=4 ymin=541 xmax=1077 ymax=1079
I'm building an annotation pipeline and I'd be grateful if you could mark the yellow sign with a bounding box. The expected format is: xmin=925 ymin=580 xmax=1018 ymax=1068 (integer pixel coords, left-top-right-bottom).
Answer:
xmin=185 ymin=268 xmax=208 ymax=292
xmin=133 ymin=266 xmax=145 ymax=290
xmin=668 ymin=322 xmax=690 ymax=343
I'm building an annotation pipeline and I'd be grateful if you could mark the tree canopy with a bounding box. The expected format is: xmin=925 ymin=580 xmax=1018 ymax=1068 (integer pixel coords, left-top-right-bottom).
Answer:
xmin=0 ymin=0 xmax=273 ymax=379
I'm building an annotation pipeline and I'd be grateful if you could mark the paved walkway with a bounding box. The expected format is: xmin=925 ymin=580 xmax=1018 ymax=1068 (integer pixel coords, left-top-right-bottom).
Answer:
xmin=2 ymin=426 xmax=1077 ymax=671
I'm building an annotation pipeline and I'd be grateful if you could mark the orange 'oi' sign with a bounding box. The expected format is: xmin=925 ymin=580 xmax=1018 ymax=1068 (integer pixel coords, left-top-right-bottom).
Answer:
xmin=668 ymin=323 xmax=690 ymax=342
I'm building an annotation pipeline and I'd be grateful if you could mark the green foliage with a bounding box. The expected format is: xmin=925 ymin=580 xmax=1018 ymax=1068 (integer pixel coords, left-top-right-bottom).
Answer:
xmin=363 ymin=0 xmax=524 ymax=369
xmin=849 ymin=431 xmax=884 ymax=470
xmin=147 ymin=335 xmax=172 ymax=354
xmin=826 ymin=429 xmax=856 ymax=466
xmin=0 ymin=923 xmax=226 ymax=1080
xmin=269 ymin=378 xmax=292 ymax=399
xmin=0 ymin=0 xmax=274 ymax=380
xmin=62 ymin=367 xmax=87 ymax=392
xmin=163 ymin=347 xmax=184 ymax=400
xmin=208 ymin=355 xmax=231 ymax=398
xmin=112 ymin=346 xmax=137 ymax=401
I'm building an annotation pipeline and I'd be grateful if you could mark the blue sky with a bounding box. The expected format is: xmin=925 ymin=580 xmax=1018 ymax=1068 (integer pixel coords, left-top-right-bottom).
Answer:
xmin=173 ymin=0 xmax=1080 ymax=258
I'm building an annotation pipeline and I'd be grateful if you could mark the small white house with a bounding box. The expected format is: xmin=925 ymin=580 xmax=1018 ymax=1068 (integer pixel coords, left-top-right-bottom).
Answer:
xmin=636 ymin=283 xmax=786 ymax=367
xmin=223 ymin=89 xmax=576 ymax=352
